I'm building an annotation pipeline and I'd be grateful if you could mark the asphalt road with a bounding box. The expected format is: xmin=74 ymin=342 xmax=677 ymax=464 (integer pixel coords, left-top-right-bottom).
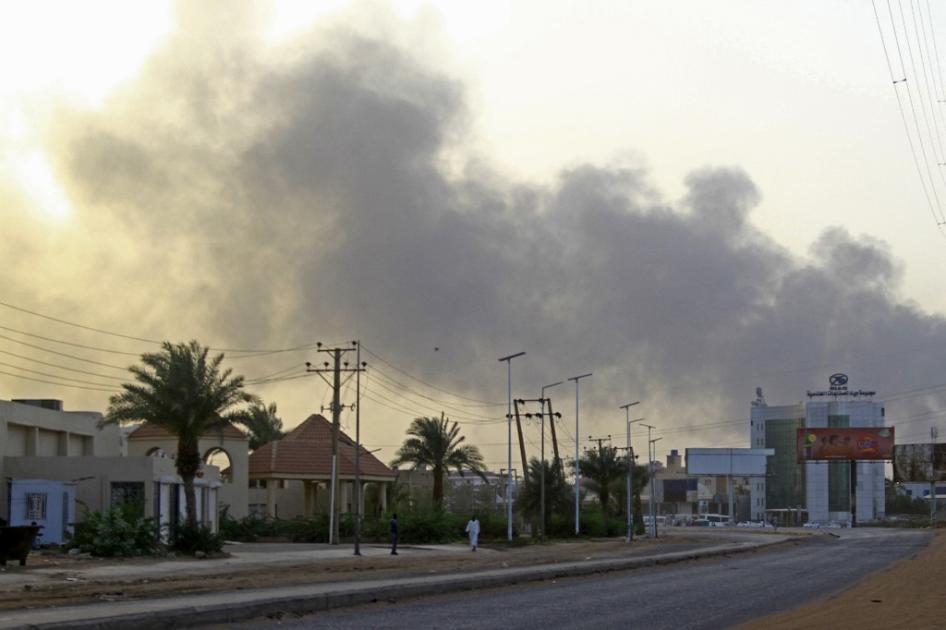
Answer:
xmin=236 ymin=529 xmax=930 ymax=630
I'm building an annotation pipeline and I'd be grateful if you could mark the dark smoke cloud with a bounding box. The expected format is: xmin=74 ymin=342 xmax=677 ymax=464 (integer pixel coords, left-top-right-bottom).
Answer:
xmin=7 ymin=2 xmax=946 ymax=461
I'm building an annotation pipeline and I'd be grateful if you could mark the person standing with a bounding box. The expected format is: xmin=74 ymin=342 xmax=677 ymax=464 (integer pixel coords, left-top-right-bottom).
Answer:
xmin=390 ymin=513 xmax=399 ymax=555
xmin=465 ymin=515 xmax=480 ymax=552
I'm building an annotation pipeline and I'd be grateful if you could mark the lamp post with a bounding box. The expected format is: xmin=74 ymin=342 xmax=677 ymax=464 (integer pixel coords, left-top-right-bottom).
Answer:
xmin=648 ymin=434 xmax=662 ymax=538
xmin=499 ymin=352 xmax=526 ymax=542
xmin=568 ymin=372 xmax=592 ymax=535
xmin=620 ymin=402 xmax=641 ymax=542
xmin=539 ymin=381 xmax=563 ymax=539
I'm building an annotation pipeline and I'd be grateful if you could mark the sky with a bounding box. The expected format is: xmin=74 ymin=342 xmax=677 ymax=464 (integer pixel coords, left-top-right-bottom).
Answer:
xmin=3 ymin=0 xmax=946 ymax=472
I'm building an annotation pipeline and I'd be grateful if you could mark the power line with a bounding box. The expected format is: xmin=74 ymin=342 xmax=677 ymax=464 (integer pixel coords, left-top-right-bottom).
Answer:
xmin=0 ymin=368 xmax=119 ymax=393
xmin=0 ymin=349 xmax=126 ymax=381
xmin=0 ymin=299 xmax=323 ymax=355
xmin=359 ymin=343 xmax=503 ymax=406
xmin=0 ymin=335 xmax=130 ymax=371
xmin=0 ymin=361 xmax=121 ymax=389
xmin=873 ymin=0 xmax=946 ymax=228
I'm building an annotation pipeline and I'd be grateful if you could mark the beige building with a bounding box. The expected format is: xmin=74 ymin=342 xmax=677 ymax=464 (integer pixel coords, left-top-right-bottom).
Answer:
xmin=1 ymin=399 xmax=222 ymax=535
xmin=247 ymin=415 xmax=396 ymax=519
xmin=125 ymin=422 xmax=249 ymax=519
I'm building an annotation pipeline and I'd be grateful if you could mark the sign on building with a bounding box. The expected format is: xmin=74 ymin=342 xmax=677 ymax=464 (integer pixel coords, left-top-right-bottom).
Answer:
xmin=796 ymin=427 xmax=895 ymax=461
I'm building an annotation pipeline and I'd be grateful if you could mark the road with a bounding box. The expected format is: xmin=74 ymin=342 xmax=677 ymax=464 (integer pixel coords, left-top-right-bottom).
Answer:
xmin=231 ymin=529 xmax=930 ymax=630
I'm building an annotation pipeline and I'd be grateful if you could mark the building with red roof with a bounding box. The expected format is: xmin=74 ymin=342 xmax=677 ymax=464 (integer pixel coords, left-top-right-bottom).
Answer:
xmin=247 ymin=414 xmax=396 ymax=519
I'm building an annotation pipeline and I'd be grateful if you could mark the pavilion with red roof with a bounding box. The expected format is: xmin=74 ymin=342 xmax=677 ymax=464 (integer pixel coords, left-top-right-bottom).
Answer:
xmin=247 ymin=414 xmax=396 ymax=519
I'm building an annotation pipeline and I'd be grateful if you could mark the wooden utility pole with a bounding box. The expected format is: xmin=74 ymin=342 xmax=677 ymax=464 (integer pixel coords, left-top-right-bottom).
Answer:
xmin=513 ymin=399 xmax=528 ymax=480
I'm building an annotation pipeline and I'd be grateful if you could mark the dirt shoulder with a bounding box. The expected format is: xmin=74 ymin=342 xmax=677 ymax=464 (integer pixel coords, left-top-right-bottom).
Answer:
xmin=0 ymin=536 xmax=714 ymax=611
xmin=738 ymin=530 xmax=943 ymax=629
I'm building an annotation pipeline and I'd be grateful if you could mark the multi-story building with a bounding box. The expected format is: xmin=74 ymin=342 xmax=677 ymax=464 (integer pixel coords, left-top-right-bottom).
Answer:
xmin=750 ymin=380 xmax=887 ymax=525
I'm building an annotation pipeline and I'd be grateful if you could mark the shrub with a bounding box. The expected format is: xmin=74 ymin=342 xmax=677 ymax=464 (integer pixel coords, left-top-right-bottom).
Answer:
xmin=172 ymin=522 xmax=224 ymax=555
xmin=71 ymin=507 xmax=159 ymax=557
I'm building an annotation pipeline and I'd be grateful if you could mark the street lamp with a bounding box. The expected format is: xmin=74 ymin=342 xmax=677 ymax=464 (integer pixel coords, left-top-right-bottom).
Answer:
xmin=499 ymin=351 xmax=526 ymax=542
xmin=568 ymin=372 xmax=592 ymax=535
xmin=539 ymin=381 xmax=563 ymax=539
xmin=620 ymin=401 xmax=641 ymax=542
xmin=648 ymin=434 xmax=662 ymax=538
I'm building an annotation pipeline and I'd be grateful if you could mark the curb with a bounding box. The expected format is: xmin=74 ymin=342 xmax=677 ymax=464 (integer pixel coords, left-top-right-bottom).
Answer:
xmin=15 ymin=538 xmax=797 ymax=629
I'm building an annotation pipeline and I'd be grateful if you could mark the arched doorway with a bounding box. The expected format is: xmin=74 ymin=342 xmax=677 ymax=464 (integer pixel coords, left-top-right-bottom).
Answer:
xmin=204 ymin=447 xmax=233 ymax=483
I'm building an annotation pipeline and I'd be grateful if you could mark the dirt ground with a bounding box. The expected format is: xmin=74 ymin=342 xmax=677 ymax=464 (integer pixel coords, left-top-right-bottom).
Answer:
xmin=740 ymin=530 xmax=946 ymax=629
xmin=0 ymin=537 xmax=698 ymax=611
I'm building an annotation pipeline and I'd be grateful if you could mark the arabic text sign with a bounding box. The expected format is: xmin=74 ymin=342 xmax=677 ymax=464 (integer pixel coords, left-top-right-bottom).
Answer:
xmin=796 ymin=427 xmax=895 ymax=461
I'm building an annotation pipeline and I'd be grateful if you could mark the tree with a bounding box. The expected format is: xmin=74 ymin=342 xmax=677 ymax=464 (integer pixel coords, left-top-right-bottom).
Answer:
xmin=390 ymin=415 xmax=488 ymax=510
xmin=103 ymin=340 xmax=257 ymax=527
xmin=517 ymin=456 xmax=573 ymax=527
xmin=233 ymin=402 xmax=284 ymax=450
xmin=573 ymin=445 xmax=626 ymax=514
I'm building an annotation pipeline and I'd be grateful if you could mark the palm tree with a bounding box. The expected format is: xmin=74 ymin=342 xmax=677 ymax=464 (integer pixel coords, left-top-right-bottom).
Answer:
xmin=517 ymin=456 xmax=573 ymax=527
xmin=390 ymin=415 xmax=488 ymax=510
xmin=103 ymin=340 xmax=257 ymax=526
xmin=573 ymin=445 xmax=625 ymax=514
xmin=233 ymin=402 xmax=284 ymax=450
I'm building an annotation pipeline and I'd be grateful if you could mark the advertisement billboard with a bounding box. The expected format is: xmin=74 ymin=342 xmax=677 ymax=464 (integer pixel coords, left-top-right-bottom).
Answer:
xmin=893 ymin=444 xmax=946 ymax=482
xmin=796 ymin=427 xmax=895 ymax=461
xmin=685 ymin=448 xmax=774 ymax=476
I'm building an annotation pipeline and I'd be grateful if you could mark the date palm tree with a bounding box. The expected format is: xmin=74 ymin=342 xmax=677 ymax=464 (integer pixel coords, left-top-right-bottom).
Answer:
xmin=574 ymin=445 xmax=625 ymax=514
xmin=102 ymin=340 xmax=257 ymax=526
xmin=391 ymin=415 xmax=488 ymax=510
xmin=234 ymin=402 xmax=284 ymax=451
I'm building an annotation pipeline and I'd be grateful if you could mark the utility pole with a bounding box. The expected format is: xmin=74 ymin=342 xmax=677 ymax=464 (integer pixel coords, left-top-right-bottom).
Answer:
xmin=932 ymin=426 xmax=939 ymax=528
xmin=306 ymin=343 xmax=363 ymax=546
xmin=499 ymin=352 xmax=526 ymax=542
xmin=540 ymin=381 xmax=563 ymax=540
xmin=513 ymin=399 xmax=529 ymax=478
xmin=587 ymin=434 xmax=612 ymax=450
xmin=546 ymin=397 xmax=563 ymax=474
xmin=620 ymin=402 xmax=641 ymax=543
xmin=353 ymin=340 xmax=367 ymax=556
xmin=568 ymin=372 xmax=592 ymax=535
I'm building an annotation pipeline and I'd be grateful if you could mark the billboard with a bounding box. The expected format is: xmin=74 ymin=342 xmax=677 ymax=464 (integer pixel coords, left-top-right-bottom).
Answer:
xmin=686 ymin=448 xmax=774 ymax=476
xmin=893 ymin=444 xmax=946 ymax=482
xmin=796 ymin=427 xmax=895 ymax=461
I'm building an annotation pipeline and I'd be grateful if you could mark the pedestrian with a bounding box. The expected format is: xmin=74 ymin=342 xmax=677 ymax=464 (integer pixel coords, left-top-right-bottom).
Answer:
xmin=465 ymin=514 xmax=480 ymax=552
xmin=390 ymin=513 xmax=399 ymax=555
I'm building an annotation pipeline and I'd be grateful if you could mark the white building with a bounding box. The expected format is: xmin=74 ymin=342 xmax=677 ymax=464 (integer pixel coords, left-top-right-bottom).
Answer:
xmin=749 ymin=379 xmax=887 ymax=525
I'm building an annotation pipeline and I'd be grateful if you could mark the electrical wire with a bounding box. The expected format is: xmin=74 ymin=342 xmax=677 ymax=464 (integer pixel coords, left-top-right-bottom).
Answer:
xmin=360 ymin=343 xmax=503 ymax=406
xmin=0 ymin=368 xmax=119 ymax=393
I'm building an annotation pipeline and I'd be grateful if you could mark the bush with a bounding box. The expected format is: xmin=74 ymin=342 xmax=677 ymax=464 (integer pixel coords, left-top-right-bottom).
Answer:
xmin=70 ymin=507 xmax=159 ymax=557
xmin=172 ymin=522 xmax=224 ymax=555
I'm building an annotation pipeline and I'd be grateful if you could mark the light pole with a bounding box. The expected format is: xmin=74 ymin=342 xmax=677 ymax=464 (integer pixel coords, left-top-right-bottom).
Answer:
xmin=648 ymin=434 xmax=662 ymax=538
xmin=641 ymin=423 xmax=656 ymax=535
xmin=568 ymin=372 xmax=592 ymax=535
xmin=620 ymin=402 xmax=641 ymax=542
xmin=540 ymin=381 xmax=563 ymax=539
xmin=499 ymin=351 xmax=526 ymax=542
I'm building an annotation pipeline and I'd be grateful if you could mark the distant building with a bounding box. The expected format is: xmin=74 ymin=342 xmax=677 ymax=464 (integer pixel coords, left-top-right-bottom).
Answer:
xmin=750 ymin=380 xmax=886 ymax=525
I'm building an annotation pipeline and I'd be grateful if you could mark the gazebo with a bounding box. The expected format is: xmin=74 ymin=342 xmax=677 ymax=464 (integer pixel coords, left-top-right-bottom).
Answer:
xmin=247 ymin=414 xmax=396 ymax=519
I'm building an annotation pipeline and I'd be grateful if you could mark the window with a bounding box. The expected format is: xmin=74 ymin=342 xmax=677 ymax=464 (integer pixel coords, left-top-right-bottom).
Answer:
xmin=249 ymin=479 xmax=267 ymax=489
xmin=111 ymin=482 xmax=146 ymax=517
xmin=26 ymin=493 xmax=47 ymax=520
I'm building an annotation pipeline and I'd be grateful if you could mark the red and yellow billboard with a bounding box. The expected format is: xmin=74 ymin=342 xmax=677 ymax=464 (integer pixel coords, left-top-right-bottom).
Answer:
xmin=796 ymin=427 xmax=895 ymax=461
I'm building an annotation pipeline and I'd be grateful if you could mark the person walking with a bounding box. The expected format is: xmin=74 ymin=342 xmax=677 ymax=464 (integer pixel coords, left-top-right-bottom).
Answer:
xmin=465 ymin=514 xmax=480 ymax=552
xmin=390 ymin=513 xmax=399 ymax=555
